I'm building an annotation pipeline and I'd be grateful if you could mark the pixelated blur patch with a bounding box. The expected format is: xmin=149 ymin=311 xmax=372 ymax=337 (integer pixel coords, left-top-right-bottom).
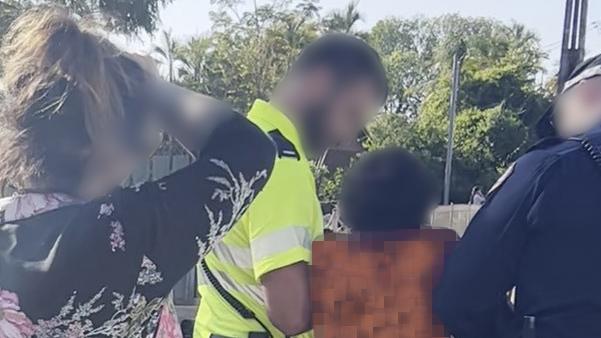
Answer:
xmin=311 ymin=229 xmax=455 ymax=338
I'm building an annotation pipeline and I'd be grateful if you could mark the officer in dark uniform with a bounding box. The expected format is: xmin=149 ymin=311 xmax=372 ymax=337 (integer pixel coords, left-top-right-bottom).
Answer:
xmin=434 ymin=54 xmax=601 ymax=338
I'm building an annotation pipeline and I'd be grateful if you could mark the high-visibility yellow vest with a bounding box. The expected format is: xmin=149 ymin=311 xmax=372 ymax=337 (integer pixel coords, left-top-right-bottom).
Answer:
xmin=194 ymin=99 xmax=323 ymax=338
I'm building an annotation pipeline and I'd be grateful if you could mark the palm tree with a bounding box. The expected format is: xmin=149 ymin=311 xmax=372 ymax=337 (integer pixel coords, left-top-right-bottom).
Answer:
xmin=509 ymin=24 xmax=538 ymax=47
xmin=177 ymin=36 xmax=211 ymax=85
xmin=152 ymin=30 xmax=187 ymax=167
xmin=322 ymin=1 xmax=362 ymax=34
xmin=152 ymin=30 xmax=179 ymax=83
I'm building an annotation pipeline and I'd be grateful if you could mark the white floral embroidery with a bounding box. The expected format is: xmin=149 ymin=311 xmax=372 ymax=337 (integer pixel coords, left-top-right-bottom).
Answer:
xmin=196 ymin=236 xmax=207 ymax=259
xmin=109 ymin=221 xmax=126 ymax=252
xmin=137 ymin=256 xmax=163 ymax=286
xmin=196 ymin=159 xmax=268 ymax=257
xmin=98 ymin=203 xmax=115 ymax=219
xmin=33 ymin=288 xmax=164 ymax=338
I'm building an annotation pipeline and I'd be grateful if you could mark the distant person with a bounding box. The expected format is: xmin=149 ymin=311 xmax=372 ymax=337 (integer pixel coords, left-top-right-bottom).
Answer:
xmin=469 ymin=186 xmax=486 ymax=205
xmin=435 ymin=54 xmax=601 ymax=338
xmin=311 ymin=148 xmax=457 ymax=338
xmin=0 ymin=7 xmax=275 ymax=338
xmin=194 ymin=34 xmax=388 ymax=338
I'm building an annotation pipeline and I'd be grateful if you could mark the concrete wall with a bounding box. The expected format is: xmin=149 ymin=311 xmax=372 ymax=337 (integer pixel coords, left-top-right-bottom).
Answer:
xmin=430 ymin=204 xmax=481 ymax=237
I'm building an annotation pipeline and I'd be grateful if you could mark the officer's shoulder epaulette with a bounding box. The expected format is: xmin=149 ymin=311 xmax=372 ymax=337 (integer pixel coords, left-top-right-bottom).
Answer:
xmin=268 ymin=129 xmax=300 ymax=160
xmin=520 ymin=138 xmax=585 ymax=177
xmin=526 ymin=137 xmax=563 ymax=152
xmin=526 ymin=137 xmax=584 ymax=158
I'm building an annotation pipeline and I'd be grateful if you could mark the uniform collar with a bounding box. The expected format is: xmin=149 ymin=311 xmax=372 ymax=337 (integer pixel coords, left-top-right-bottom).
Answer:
xmin=247 ymin=99 xmax=307 ymax=159
xmin=527 ymin=137 xmax=563 ymax=152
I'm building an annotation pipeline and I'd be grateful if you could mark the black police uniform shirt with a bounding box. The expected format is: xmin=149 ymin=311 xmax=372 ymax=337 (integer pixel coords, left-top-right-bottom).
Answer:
xmin=434 ymin=128 xmax=601 ymax=338
xmin=0 ymin=111 xmax=276 ymax=338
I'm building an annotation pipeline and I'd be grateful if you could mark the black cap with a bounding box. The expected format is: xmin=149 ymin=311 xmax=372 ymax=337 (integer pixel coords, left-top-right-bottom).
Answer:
xmin=536 ymin=53 xmax=601 ymax=138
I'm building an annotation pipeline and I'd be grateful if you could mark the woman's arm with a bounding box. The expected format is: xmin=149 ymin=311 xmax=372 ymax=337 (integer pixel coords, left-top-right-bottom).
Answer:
xmin=83 ymin=109 xmax=276 ymax=295
xmin=146 ymin=80 xmax=236 ymax=155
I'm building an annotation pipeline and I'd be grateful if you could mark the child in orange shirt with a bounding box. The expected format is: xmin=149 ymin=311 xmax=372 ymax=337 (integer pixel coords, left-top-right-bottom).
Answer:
xmin=312 ymin=148 xmax=456 ymax=338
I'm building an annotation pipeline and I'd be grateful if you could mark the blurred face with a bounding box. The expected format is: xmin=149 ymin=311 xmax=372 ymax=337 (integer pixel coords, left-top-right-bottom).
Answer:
xmin=555 ymin=76 xmax=601 ymax=138
xmin=325 ymin=80 xmax=381 ymax=146
xmin=300 ymin=72 xmax=382 ymax=157
xmin=78 ymin=115 xmax=162 ymax=200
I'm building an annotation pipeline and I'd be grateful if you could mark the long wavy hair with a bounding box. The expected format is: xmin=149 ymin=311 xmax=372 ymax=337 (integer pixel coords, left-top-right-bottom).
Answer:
xmin=0 ymin=6 xmax=154 ymax=194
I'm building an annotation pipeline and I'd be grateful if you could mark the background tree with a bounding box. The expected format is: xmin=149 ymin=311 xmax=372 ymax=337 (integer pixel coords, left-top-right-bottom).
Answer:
xmin=0 ymin=0 xmax=171 ymax=36
xmin=182 ymin=0 xmax=320 ymax=112
xmin=177 ymin=35 xmax=212 ymax=91
xmin=368 ymin=17 xmax=440 ymax=115
xmin=160 ymin=2 xmax=551 ymax=202
xmin=0 ymin=0 xmax=555 ymax=203
xmin=366 ymin=15 xmax=550 ymax=201
xmin=322 ymin=1 xmax=361 ymax=34
xmin=153 ymin=30 xmax=180 ymax=83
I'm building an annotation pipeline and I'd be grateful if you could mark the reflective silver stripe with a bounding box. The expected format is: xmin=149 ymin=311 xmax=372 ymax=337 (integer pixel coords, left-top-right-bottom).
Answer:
xmin=211 ymin=241 xmax=253 ymax=269
xmin=250 ymin=226 xmax=312 ymax=263
xmin=199 ymin=265 xmax=266 ymax=305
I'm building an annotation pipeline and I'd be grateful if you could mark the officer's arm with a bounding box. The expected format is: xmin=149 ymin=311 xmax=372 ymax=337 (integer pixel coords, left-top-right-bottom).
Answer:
xmin=434 ymin=152 xmax=561 ymax=338
xmin=262 ymin=262 xmax=311 ymax=335
xmin=248 ymin=156 xmax=320 ymax=336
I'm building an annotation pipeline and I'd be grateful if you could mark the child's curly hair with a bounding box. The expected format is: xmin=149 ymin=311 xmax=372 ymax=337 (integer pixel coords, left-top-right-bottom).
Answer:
xmin=340 ymin=147 xmax=438 ymax=232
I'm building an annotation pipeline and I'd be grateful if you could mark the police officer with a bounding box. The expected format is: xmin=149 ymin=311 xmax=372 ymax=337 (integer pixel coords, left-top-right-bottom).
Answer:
xmin=434 ymin=54 xmax=601 ymax=338
xmin=194 ymin=34 xmax=388 ymax=338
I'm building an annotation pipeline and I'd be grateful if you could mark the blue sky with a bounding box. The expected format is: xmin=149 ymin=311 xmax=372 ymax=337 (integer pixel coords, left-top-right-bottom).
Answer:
xmin=135 ymin=0 xmax=601 ymax=74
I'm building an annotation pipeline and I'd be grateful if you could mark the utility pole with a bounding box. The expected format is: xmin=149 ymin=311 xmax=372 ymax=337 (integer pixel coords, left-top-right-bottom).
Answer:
xmin=443 ymin=42 xmax=467 ymax=205
xmin=558 ymin=0 xmax=588 ymax=92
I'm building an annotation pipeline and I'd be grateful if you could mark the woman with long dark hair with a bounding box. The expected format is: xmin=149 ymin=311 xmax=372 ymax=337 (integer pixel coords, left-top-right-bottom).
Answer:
xmin=0 ymin=7 xmax=275 ymax=338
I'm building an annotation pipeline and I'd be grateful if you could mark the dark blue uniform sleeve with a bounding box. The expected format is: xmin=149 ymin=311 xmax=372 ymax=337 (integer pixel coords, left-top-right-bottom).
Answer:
xmin=434 ymin=150 xmax=563 ymax=338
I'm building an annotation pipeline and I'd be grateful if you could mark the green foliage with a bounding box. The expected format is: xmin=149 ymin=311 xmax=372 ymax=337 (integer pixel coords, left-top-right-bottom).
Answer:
xmin=0 ymin=0 xmax=170 ymax=36
xmin=311 ymin=161 xmax=345 ymax=205
xmin=153 ymin=30 xmax=179 ymax=83
xmin=175 ymin=0 xmax=321 ymax=112
xmin=368 ymin=17 xmax=440 ymax=116
xmin=0 ymin=0 xmax=555 ymax=203
xmin=367 ymin=15 xmax=549 ymax=119
xmin=164 ymin=3 xmax=551 ymax=202
xmin=452 ymin=105 xmax=527 ymax=196
xmin=364 ymin=15 xmax=549 ymax=202
xmin=321 ymin=1 xmax=362 ymax=34
xmin=176 ymin=35 xmax=212 ymax=89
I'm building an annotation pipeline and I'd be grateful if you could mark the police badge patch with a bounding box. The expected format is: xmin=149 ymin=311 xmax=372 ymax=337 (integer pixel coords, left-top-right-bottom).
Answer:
xmin=488 ymin=162 xmax=516 ymax=196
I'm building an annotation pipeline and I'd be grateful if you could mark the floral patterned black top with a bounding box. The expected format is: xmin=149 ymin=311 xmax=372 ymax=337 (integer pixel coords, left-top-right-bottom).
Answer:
xmin=0 ymin=111 xmax=276 ymax=338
